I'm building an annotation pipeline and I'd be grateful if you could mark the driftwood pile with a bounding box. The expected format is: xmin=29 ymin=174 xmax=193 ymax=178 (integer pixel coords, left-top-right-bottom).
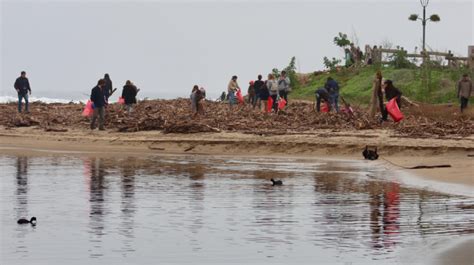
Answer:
xmin=0 ymin=99 xmax=472 ymax=138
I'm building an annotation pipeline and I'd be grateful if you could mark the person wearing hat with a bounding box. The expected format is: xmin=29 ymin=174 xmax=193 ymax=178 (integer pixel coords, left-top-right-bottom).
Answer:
xmin=14 ymin=71 xmax=32 ymax=113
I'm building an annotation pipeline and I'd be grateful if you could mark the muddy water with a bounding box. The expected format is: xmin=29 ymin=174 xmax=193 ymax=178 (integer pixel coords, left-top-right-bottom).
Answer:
xmin=0 ymin=154 xmax=473 ymax=264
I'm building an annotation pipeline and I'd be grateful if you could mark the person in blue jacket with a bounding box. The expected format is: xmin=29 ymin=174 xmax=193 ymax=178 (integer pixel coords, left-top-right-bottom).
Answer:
xmin=14 ymin=71 xmax=32 ymax=113
xmin=90 ymin=79 xmax=106 ymax=130
xmin=325 ymin=77 xmax=340 ymax=112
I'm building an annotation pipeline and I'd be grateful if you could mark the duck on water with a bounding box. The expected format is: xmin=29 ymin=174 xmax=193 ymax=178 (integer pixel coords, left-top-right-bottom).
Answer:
xmin=271 ymin=179 xmax=283 ymax=186
xmin=17 ymin=217 xmax=37 ymax=225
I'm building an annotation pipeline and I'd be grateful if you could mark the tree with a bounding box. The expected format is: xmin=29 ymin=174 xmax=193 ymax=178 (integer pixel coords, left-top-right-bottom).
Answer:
xmin=323 ymin=57 xmax=342 ymax=71
xmin=333 ymin=32 xmax=351 ymax=48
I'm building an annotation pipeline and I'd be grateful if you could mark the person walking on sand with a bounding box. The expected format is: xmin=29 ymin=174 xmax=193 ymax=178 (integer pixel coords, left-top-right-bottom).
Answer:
xmin=267 ymin=73 xmax=279 ymax=113
xmin=325 ymin=77 xmax=340 ymax=112
xmin=14 ymin=71 xmax=32 ymax=113
xmin=457 ymin=73 xmax=472 ymax=113
xmin=381 ymin=80 xmax=402 ymax=122
xmin=121 ymin=80 xmax=139 ymax=114
xmin=90 ymin=79 xmax=107 ymax=130
xmin=369 ymin=71 xmax=384 ymax=117
xmin=227 ymin=75 xmax=240 ymax=109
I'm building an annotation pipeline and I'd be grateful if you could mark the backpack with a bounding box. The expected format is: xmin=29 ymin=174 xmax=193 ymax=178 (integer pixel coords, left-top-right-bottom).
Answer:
xmin=270 ymin=80 xmax=278 ymax=93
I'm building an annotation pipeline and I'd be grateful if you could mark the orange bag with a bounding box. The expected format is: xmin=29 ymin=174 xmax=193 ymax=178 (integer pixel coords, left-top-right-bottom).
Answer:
xmin=278 ymin=98 xmax=287 ymax=110
xmin=386 ymin=98 xmax=404 ymax=122
xmin=267 ymin=97 xmax=273 ymax=112
xmin=82 ymin=100 xmax=94 ymax=117
xmin=236 ymin=89 xmax=244 ymax=104
xmin=118 ymin=97 xmax=125 ymax=104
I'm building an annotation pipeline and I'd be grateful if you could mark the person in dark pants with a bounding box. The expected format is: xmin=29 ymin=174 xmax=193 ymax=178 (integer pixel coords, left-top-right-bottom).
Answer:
xmin=103 ymin=73 xmax=113 ymax=103
xmin=325 ymin=77 xmax=340 ymax=112
xmin=90 ymin=79 xmax=107 ymax=130
xmin=278 ymin=70 xmax=291 ymax=104
xmin=381 ymin=79 xmax=402 ymax=121
xmin=267 ymin=73 xmax=279 ymax=113
xmin=14 ymin=71 xmax=32 ymax=113
xmin=253 ymin=75 xmax=265 ymax=109
xmin=121 ymin=80 xmax=139 ymax=113
xmin=315 ymin=87 xmax=330 ymax=112
xmin=457 ymin=74 xmax=472 ymax=113
xmin=248 ymin=81 xmax=256 ymax=106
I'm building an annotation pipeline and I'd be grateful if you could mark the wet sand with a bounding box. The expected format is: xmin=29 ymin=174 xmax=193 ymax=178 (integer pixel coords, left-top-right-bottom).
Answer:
xmin=432 ymin=237 xmax=474 ymax=265
xmin=1 ymin=126 xmax=473 ymax=189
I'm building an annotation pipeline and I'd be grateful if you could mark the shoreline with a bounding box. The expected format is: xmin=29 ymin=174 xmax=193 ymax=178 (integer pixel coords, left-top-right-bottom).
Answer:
xmin=1 ymin=126 xmax=473 ymax=195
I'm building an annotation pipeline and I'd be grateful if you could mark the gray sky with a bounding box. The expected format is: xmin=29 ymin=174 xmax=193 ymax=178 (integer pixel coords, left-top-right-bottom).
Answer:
xmin=1 ymin=0 xmax=472 ymax=101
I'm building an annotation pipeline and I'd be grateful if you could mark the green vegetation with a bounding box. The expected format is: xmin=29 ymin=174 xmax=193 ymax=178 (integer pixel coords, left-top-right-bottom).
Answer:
xmin=290 ymin=66 xmax=468 ymax=105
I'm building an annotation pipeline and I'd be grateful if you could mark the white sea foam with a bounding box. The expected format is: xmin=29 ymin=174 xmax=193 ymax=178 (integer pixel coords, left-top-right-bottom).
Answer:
xmin=0 ymin=96 xmax=86 ymax=104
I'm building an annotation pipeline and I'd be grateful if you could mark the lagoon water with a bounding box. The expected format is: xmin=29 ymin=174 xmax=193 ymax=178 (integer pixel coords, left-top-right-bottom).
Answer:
xmin=1 ymin=154 xmax=473 ymax=264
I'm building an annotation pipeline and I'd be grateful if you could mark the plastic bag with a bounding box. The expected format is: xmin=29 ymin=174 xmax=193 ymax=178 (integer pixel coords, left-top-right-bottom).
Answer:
xmin=321 ymin=102 xmax=329 ymax=113
xmin=267 ymin=97 xmax=273 ymax=112
xmin=386 ymin=98 xmax=404 ymax=122
xmin=278 ymin=98 xmax=287 ymax=110
xmin=82 ymin=100 xmax=94 ymax=117
xmin=118 ymin=97 xmax=125 ymax=104
xmin=236 ymin=89 xmax=244 ymax=104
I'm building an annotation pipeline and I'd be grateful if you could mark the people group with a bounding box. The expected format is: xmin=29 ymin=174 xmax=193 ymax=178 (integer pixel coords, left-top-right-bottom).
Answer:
xmin=11 ymin=69 xmax=473 ymax=131
xmin=218 ymin=71 xmax=291 ymax=114
xmin=89 ymin=74 xmax=140 ymax=130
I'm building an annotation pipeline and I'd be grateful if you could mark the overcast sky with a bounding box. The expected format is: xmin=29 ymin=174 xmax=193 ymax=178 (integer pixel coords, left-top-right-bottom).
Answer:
xmin=1 ymin=0 xmax=472 ymax=101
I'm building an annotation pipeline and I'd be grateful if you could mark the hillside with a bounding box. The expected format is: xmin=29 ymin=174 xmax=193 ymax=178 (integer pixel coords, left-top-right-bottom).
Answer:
xmin=290 ymin=66 xmax=469 ymax=105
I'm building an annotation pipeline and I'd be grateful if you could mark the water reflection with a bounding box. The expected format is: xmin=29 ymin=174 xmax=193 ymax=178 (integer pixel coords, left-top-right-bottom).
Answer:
xmin=2 ymin=155 xmax=473 ymax=264
xmin=85 ymin=157 xmax=108 ymax=258
xmin=118 ymin=157 xmax=137 ymax=256
xmin=14 ymin=156 xmax=30 ymax=257
xmin=15 ymin=156 xmax=29 ymax=216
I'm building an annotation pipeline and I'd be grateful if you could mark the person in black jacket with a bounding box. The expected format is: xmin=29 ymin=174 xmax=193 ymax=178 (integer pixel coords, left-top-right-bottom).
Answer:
xmin=14 ymin=71 xmax=32 ymax=113
xmin=103 ymin=73 xmax=114 ymax=103
xmin=253 ymin=75 xmax=265 ymax=109
xmin=121 ymin=80 xmax=139 ymax=113
xmin=315 ymin=86 xmax=330 ymax=112
xmin=382 ymin=79 xmax=402 ymax=121
xmin=90 ymin=79 xmax=106 ymax=130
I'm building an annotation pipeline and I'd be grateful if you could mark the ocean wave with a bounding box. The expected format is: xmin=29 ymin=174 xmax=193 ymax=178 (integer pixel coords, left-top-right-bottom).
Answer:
xmin=0 ymin=96 xmax=86 ymax=104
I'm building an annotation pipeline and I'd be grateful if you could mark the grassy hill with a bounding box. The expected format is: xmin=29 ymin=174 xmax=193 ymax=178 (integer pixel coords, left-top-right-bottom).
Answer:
xmin=290 ymin=66 xmax=469 ymax=106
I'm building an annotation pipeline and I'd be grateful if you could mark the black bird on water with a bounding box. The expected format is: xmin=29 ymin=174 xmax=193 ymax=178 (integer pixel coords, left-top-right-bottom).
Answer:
xmin=362 ymin=146 xmax=379 ymax=160
xmin=17 ymin=217 xmax=37 ymax=225
xmin=271 ymin=179 xmax=283 ymax=186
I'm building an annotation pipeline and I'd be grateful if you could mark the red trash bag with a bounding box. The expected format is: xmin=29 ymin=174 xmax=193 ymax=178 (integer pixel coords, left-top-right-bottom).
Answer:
xmin=321 ymin=102 xmax=329 ymax=113
xmin=236 ymin=89 xmax=244 ymax=104
xmin=82 ymin=100 xmax=94 ymax=117
xmin=267 ymin=97 xmax=273 ymax=112
xmin=386 ymin=98 xmax=404 ymax=122
xmin=118 ymin=97 xmax=125 ymax=104
xmin=278 ymin=98 xmax=287 ymax=110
